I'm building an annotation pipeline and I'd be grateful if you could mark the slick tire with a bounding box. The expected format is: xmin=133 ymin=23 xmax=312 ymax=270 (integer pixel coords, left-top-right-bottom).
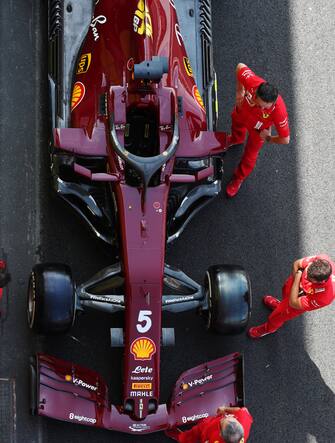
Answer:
xmin=27 ymin=263 xmax=76 ymax=334
xmin=204 ymin=265 xmax=251 ymax=334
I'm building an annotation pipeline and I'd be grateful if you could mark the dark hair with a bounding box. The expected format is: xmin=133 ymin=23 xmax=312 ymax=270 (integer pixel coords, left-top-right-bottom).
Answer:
xmin=221 ymin=420 xmax=244 ymax=443
xmin=307 ymin=259 xmax=332 ymax=282
xmin=256 ymin=82 xmax=278 ymax=103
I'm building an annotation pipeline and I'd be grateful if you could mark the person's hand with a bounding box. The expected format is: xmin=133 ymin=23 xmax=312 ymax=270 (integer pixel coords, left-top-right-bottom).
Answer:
xmin=216 ymin=406 xmax=227 ymax=415
xmin=259 ymin=128 xmax=271 ymax=141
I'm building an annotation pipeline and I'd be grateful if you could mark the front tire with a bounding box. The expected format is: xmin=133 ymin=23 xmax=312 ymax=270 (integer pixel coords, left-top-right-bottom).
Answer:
xmin=205 ymin=265 xmax=251 ymax=334
xmin=27 ymin=263 xmax=76 ymax=334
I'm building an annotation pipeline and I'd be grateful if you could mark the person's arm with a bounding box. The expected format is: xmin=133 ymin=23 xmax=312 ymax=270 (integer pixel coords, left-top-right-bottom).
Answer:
xmin=259 ymin=129 xmax=290 ymax=144
xmin=177 ymin=424 xmax=202 ymax=443
xmin=288 ymin=270 xmax=304 ymax=309
xmin=235 ymin=63 xmax=247 ymax=107
xmin=292 ymin=257 xmax=304 ymax=275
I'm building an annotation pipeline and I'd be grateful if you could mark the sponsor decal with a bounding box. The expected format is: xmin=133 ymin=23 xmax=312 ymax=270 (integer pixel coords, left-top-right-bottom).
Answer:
xmin=86 ymin=293 xmax=123 ymax=304
xmin=131 ymin=382 xmax=152 ymax=390
xmin=130 ymin=337 xmax=156 ymax=361
xmin=127 ymin=57 xmax=134 ymax=71
xmin=133 ymin=1 xmax=153 ymax=38
xmin=254 ymin=121 xmax=263 ymax=130
xmin=159 ymin=124 xmax=172 ymax=131
xmin=69 ymin=413 xmax=97 ymax=424
xmin=76 ymin=53 xmax=91 ymax=74
xmin=192 ymin=85 xmax=205 ymax=110
xmin=132 ymin=365 xmax=153 ymax=374
xmin=182 ymin=374 xmax=213 ymax=389
xmin=165 ymin=295 xmax=195 ymax=304
xmin=130 ymin=375 xmax=153 ymax=381
xmin=241 ymin=69 xmax=253 ymax=79
xmin=182 ymin=412 xmax=209 ymax=423
xmin=153 ymin=202 xmax=160 ymax=210
xmin=129 ymin=423 xmax=150 ymax=432
xmin=73 ymin=378 xmax=98 ymax=391
xmin=90 ymin=15 xmax=107 ymax=42
xmin=262 ymin=112 xmax=270 ymax=119
xmin=71 ymin=82 xmax=85 ymax=111
xmin=245 ymin=91 xmax=254 ymax=106
xmin=65 ymin=375 xmax=97 ymax=391
xmin=183 ymin=57 xmax=193 ymax=76
xmin=130 ymin=390 xmax=153 ymax=397
xmin=175 ymin=23 xmax=183 ymax=46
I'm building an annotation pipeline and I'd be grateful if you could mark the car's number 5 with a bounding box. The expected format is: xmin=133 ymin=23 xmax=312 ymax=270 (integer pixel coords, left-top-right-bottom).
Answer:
xmin=136 ymin=310 xmax=152 ymax=333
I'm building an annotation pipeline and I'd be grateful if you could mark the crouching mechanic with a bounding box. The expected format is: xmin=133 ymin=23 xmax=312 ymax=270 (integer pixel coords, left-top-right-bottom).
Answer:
xmin=0 ymin=260 xmax=10 ymax=302
xmin=226 ymin=63 xmax=290 ymax=198
xmin=249 ymin=254 xmax=335 ymax=338
xmin=165 ymin=406 xmax=253 ymax=442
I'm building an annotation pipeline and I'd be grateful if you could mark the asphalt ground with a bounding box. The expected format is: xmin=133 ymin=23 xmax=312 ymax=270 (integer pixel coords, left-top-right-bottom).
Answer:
xmin=0 ymin=1 xmax=334 ymax=442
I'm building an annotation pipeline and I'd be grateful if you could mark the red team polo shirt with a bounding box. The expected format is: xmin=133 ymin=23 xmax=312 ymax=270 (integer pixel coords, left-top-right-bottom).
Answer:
xmin=298 ymin=254 xmax=335 ymax=311
xmin=178 ymin=407 xmax=253 ymax=443
xmin=236 ymin=66 xmax=290 ymax=137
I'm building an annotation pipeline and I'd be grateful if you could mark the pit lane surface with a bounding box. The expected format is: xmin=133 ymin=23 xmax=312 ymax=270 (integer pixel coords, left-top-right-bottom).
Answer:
xmin=0 ymin=1 xmax=334 ymax=442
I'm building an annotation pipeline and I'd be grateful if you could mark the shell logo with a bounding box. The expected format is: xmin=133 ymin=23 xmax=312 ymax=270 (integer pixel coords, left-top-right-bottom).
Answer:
xmin=192 ymin=85 xmax=205 ymax=110
xmin=130 ymin=337 xmax=156 ymax=360
xmin=262 ymin=112 xmax=270 ymax=119
xmin=71 ymin=82 xmax=86 ymax=111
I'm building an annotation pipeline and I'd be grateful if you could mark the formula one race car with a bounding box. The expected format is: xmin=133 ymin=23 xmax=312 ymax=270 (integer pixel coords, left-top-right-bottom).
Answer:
xmin=28 ymin=0 xmax=251 ymax=435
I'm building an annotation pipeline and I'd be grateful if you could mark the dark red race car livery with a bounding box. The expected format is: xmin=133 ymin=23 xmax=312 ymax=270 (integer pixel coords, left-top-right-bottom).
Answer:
xmin=27 ymin=0 xmax=251 ymax=436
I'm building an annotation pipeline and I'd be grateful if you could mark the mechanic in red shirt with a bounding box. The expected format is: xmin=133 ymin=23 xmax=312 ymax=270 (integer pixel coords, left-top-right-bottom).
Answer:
xmin=166 ymin=406 xmax=253 ymax=443
xmin=248 ymin=255 xmax=335 ymax=338
xmin=226 ymin=63 xmax=290 ymax=197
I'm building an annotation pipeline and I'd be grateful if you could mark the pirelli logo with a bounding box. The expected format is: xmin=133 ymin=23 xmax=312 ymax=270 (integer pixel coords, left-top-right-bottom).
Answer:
xmin=77 ymin=53 xmax=92 ymax=74
xmin=183 ymin=57 xmax=193 ymax=76
xmin=131 ymin=382 xmax=152 ymax=390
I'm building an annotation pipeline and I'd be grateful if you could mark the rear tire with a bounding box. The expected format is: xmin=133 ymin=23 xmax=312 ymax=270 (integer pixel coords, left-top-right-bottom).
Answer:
xmin=204 ymin=265 xmax=251 ymax=334
xmin=27 ymin=263 xmax=76 ymax=334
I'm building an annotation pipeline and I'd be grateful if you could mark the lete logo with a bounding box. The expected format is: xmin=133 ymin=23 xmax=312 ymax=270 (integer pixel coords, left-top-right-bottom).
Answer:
xmin=90 ymin=15 xmax=107 ymax=41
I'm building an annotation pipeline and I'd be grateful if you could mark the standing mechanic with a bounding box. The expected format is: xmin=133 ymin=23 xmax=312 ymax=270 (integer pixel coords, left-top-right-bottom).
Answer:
xmin=226 ymin=63 xmax=290 ymax=198
xmin=249 ymin=254 xmax=335 ymax=338
xmin=166 ymin=405 xmax=253 ymax=442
